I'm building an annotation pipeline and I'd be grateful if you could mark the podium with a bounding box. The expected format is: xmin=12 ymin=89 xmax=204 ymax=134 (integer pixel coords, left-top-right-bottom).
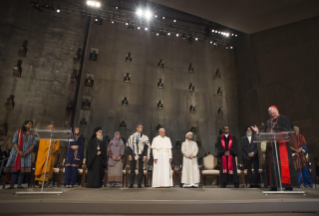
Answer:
xmin=253 ymin=131 xmax=305 ymax=195
xmin=15 ymin=127 xmax=73 ymax=195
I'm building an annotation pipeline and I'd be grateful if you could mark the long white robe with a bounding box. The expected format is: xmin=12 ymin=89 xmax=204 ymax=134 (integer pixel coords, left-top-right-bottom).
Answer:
xmin=151 ymin=135 xmax=173 ymax=187
xmin=181 ymin=140 xmax=200 ymax=184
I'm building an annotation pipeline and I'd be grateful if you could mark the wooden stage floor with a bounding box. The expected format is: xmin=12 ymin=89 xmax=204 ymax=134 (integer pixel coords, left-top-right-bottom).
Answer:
xmin=0 ymin=185 xmax=318 ymax=215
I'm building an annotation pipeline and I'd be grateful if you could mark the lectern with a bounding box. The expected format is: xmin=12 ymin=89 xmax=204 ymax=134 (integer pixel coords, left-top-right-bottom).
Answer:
xmin=254 ymin=131 xmax=305 ymax=195
xmin=15 ymin=127 xmax=73 ymax=195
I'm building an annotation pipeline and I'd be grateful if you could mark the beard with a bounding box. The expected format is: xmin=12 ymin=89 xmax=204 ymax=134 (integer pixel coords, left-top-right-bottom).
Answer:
xmin=97 ymin=135 xmax=103 ymax=141
xmin=246 ymin=132 xmax=252 ymax=136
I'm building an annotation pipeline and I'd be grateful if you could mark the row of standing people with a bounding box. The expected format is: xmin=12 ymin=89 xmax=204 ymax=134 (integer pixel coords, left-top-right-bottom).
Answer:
xmin=3 ymin=106 xmax=317 ymax=189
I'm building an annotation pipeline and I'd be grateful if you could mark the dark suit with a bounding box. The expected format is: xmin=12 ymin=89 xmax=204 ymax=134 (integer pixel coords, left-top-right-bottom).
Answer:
xmin=128 ymin=142 xmax=148 ymax=185
xmin=241 ymin=135 xmax=259 ymax=185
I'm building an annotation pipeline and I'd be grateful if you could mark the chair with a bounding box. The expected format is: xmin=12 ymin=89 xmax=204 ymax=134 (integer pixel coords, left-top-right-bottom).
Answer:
xmin=200 ymin=154 xmax=219 ymax=187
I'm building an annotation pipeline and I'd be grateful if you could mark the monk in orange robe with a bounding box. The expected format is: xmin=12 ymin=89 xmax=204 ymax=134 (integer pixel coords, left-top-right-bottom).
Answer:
xmin=34 ymin=124 xmax=60 ymax=187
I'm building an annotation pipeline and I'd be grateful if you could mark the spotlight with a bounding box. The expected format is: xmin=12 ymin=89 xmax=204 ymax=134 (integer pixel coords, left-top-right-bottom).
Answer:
xmin=231 ymin=33 xmax=234 ymax=36
xmin=137 ymin=26 xmax=140 ymax=30
xmin=144 ymin=10 xmax=152 ymax=19
xmin=195 ymin=37 xmax=198 ymax=41
xmin=115 ymin=6 xmax=118 ymax=9
xmin=87 ymin=1 xmax=101 ymax=7
xmin=145 ymin=27 xmax=148 ymax=31
xmin=57 ymin=5 xmax=60 ymax=13
xmin=230 ymin=46 xmax=233 ymax=49
xmin=162 ymin=17 xmax=165 ymax=19
xmin=111 ymin=21 xmax=114 ymax=24
xmin=235 ymin=34 xmax=238 ymax=37
xmin=155 ymin=15 xmax=158 ymax=18
xmin=173 ymin=19 xmax=177 ymax=22
xmin=215 ymin=30 xmax=218 ymax=33
xmin=218 ymin=31 xmax=221 ymax=34
xmin=156 ymin=33 xmax=159 ymax=36
xmin=96 ymin=2 xmax=100 ymax=7
xmin=94 ymin=18 xmax=103 ymax=25
xmin=87 ymin=1 xmax=92 ymax=5
xmin=210 ymin=41 xmax=213 ymax=44
xmin=226 ymin=33 xmax=229 ymax=37
xmin=167 ymin=32 xmax=171 ymax=36
xmin=136 ymin=9 xmax=144 ymax=16
xmin=212 ymin=29 xmax=214 ymax=32
xmin=176 ymin=34 xmax=179 ymax=37
xmin=125 ymin=23 xmax=128 ymax=25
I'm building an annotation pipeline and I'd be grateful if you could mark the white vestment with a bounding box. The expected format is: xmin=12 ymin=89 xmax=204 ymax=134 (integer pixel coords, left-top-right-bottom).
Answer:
xmin=181 ymin=140 xmax=200 ymax=185
xmin=151 ymin=135 xmax=173 ymax=187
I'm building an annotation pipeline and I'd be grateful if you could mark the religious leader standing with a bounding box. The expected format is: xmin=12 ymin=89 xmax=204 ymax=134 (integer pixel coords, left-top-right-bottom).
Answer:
xmin=35 ymin=123 xmax=60 ymax=188
xmin=86 ymin=127 xmax=107 ymax=188
xmin=151 ymin=128 xmax=173 ymax=187
xmin=251 ymin=106 xmax=298 ymax=191
xmin=217 ymin=125 xmax=239 ymax=188
xmin=181 ymin=132 xmax=200 ymax=188
xmin=127 ymin=124 xmax=150 ymax=188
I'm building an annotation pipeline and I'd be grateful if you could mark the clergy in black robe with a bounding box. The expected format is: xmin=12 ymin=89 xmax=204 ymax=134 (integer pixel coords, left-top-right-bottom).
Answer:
xmin=86 ymin=127 xmax=107 ymax=188
xmin=251 ymin=106 xmax=298 ymax=191
xmin=217 ymin=126 xmax=239 ymax=188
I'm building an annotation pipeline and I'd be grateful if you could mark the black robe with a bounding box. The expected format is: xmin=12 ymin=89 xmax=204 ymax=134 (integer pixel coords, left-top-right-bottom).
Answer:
xmin=263 ymin=115 xmax=298 ymax=188
xmin=217 ymin=134 xmax=239 ymax=184
xmin=86 ymin=138 xmax=107 ymax=188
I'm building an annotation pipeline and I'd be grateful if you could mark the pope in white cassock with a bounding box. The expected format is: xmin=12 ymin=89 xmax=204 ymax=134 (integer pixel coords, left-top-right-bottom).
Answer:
xmin=181 ymin=132 xmax=200 ymax=188
xmin=151 ymin=128 xmax=173 ymax=187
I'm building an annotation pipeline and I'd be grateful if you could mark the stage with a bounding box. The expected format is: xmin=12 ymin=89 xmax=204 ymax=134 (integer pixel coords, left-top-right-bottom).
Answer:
xmin=0 ymin=185 xmax=318 ymax=215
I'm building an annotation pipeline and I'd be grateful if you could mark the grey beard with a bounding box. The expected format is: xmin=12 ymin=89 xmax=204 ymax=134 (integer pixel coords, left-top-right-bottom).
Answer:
xmin=246 ymin=132 xmax=252 ymax=136
xmin=97 ymin=135 xmax=103 ymax=141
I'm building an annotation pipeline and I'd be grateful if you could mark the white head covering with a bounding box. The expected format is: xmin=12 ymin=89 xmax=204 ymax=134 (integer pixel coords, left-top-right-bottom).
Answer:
xmin=185 ymin=132 xmax=193 ymax=142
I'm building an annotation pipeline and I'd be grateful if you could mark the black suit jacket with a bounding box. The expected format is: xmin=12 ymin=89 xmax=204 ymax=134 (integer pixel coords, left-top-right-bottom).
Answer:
xmin=241 ymin=135 xmax=258 ymax=160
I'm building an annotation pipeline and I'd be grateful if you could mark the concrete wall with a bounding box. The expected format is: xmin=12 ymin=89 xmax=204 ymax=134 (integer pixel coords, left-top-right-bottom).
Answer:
xmin=75 ymin=18 xmax=240 ymax=157
xmin=0 ymin=0 xmax=87 ymax=154
xmin=235 ymin=16 xmax=319 ymax=159
xmin=0 ymin=1 xmax=240 ymax=163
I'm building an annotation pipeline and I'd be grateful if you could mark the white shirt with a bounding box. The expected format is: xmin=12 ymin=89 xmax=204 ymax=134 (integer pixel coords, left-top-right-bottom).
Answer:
xmin=247 ymin=135 xmax=251 ymax=143
xmin=224 ymin=134 xmax=229 ymax=138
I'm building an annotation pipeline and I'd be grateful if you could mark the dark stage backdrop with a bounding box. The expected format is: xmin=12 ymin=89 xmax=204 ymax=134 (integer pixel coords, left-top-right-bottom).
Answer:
xmin=0 ymin=0 xmax=240 ymax=162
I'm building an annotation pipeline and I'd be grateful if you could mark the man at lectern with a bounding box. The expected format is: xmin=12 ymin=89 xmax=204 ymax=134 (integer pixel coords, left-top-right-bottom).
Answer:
xmin=217 ymin=126 xmax=239 ymax=188
xmin=35 ymin=123 xmax=60 ymax=188
xmin=251 ymin=106 xmax=298 ymax=191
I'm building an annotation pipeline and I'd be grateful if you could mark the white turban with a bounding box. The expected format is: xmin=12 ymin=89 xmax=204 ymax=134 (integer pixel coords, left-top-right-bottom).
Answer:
xmin=185 ymin=132 xmax=193 ymax=138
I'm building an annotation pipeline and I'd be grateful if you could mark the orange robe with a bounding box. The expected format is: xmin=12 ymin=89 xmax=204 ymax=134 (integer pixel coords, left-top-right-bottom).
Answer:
xmin=35 ymin=140 xmax=60 ymax=182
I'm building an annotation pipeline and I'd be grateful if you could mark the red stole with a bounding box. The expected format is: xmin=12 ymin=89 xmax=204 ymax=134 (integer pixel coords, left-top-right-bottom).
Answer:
xmin=221 ymin=134 xmax=234 ymax=174
xmin=278 ymin=140 xmax=291 ymax=184
xmin=12 ymin=129 xmax=24 ymax=171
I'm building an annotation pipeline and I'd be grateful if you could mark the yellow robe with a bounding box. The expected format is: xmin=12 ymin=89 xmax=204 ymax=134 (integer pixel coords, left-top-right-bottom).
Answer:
xmin=35 ymin=140 xmax=60 ymax=182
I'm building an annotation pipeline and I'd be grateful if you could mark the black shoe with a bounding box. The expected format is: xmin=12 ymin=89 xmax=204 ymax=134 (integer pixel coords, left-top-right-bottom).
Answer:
xmin=129 ymin=184 xmax=134 ymax=188
xmin=138 ymin=185 xmax=142 ymax=188
xmin=285 ymin=187 xmax=293 ymax=191
xmin=249 ymin=185 xmax=255 ymax=188
xmin=269 ymin=187 xmax=277 ymax=191
xmin=234 ymin=184 xmax=239 ymax=188
xmin=220 ymin=184 xmax=226 ymax=188
xmin=255 ymin=185 xmax=261 ymax=188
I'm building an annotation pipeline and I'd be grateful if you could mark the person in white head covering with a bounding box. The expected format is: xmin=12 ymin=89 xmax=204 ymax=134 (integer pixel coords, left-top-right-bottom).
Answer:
xmin=181 ymin=132 xmax=200 ymax=188
xmin=151 ymin=128 xmax=173 ymax=187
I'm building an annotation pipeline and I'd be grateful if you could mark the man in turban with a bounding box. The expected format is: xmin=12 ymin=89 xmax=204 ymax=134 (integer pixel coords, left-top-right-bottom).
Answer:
xmin=181 ymin=132 xmax=200 ymax=188
xmin=242 ymin=126 xmax=260 ymax=188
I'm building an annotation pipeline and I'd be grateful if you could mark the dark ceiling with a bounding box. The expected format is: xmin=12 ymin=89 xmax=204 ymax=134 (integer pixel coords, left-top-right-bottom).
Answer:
xmin=150 ymin=0 xmax=319 ymax=34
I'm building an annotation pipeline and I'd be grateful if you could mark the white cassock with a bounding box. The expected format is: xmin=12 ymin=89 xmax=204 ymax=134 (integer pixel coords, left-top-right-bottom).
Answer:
xmin=151 ymin=135 xmax=173 ymax=187
xmin=181 ymin=140 xmax=200 ymax=185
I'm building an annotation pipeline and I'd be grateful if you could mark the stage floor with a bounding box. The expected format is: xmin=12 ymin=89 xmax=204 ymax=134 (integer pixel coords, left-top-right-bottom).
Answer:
xmin=0 ymin=185 xmax=319 ymax=215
